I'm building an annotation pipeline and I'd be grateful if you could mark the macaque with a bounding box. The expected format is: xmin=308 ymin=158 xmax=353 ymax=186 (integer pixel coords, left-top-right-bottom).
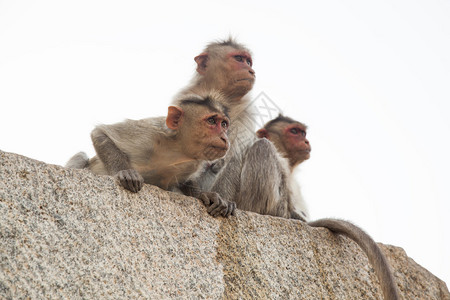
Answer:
xmin=257 ymin=115 xmax=400 ymax=300
xmin=66 ymin=91 xmax=236 ymax=217
xmin=173 ymin=38 xmax=297 ymax=218
xmin=256 ymin=115 xmax=311 ymax=221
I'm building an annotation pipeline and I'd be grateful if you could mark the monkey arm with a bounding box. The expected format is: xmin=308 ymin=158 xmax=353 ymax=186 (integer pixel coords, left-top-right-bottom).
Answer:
xmin=91 ymin=127 xmax=144 ymax=193
xmin=91 ymin=128 xmax=132 ymax=174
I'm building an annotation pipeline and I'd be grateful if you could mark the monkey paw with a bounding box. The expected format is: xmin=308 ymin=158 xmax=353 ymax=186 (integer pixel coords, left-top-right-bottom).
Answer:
xmin=199 ymin=192 xmax=236 ymax=218
xmin=116 ymin=169 xmax=144 ymax=193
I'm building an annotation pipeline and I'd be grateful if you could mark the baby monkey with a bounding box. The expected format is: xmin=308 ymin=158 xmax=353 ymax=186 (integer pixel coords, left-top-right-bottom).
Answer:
xmin=66 ymin=91 xmax=236 ymax=217
xmin=257 ymin=115 xmax=400 ymax=300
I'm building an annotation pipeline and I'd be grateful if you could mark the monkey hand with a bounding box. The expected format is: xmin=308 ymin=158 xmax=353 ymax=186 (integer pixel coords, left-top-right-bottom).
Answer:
xmin=115 ymin=169 xmax=144 ymax=193
xmin=199 ymin=192 xmax=236 ymax=218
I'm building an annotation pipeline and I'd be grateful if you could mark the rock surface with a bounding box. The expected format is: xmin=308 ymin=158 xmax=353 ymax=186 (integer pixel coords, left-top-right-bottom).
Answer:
xmin=0 ymin=150 xmax=448 ymax=299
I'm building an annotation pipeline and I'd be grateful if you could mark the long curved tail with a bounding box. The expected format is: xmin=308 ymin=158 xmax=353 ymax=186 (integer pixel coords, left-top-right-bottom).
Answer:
xmin=308 ymin=218 xmax=400 ymax=300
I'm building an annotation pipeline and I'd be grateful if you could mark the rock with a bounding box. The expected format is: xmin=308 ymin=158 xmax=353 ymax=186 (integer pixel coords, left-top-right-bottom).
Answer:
xmin=0 ymin=150 xmax=448 ymax=299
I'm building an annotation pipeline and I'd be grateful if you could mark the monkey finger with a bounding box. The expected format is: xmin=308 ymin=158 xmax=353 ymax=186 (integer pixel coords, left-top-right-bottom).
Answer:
xmin=207 ymin=201 xmax=223 ymax=217
xmin=130 ymin=172 xmax=143 ymax=192
xmin=210 ymin=206 xmax=225 ymax=217
xmin=118 ymin=170 xmax=140 ymax=193
xmin=117 ymin=171 xmax=131 ymax=191
xmin=221 ymin=205 xmax=231 ymax=218
xmin=129 ymin=170 xmax=144 ymax=192
xmin=224 ymin=202 xmax=236 ymax=217
xmin=124 ymin=174 xmax=137 ymax=192
xmin=220 ymin=202 xmax=230 ymax=217
xmin=123 ymin=178 xmax=136 ymax=193
xmin=230 ymin=202 xmax=236 ymax=216
xmin=199 ymin=193 xmax=211 ymax=206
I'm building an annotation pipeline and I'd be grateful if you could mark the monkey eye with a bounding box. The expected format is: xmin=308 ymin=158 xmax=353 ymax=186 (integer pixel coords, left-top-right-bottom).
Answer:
xmin=234 ymin=55 xmax=243 ymax=62
xmin=290 ymin=128 xmax=306 ymax=137
xmin=206 ymin=117 xmax=216 ymax=125
xmin=221 ymin=120 xmax=229 ymax=129
xmin=246 ymin=59 xmax=252 ymax=66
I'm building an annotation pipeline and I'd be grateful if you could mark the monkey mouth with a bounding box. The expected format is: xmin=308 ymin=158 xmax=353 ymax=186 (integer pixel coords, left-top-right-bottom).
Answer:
xmin=211 ymin=146 xmax=228 ymax=152
xmin=237 ymin=78 xmax=255 ymax=83
xmin=203 ymin=146 xmax=228 ymax=160
xmin=299 ymin=149 xmax=311 ymax=154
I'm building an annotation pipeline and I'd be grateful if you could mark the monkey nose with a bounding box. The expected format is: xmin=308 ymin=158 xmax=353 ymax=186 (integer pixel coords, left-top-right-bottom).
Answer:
xmin=249 ymin=68 xmax=255 ymax=76
xmin=220 ymin=137 xmax=230 ymax=149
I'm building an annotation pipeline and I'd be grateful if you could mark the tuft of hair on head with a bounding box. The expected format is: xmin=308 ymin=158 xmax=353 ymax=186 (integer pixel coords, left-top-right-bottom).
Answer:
xmin=263 ymin=114 xmax=307 ymax=130
xmin=203 ymin=36 xmax=252 ymax=57
xmin=176 ymin=90 xmax=230 ymax=119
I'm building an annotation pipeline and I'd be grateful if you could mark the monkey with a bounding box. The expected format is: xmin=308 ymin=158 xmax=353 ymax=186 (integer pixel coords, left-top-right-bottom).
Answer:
xmin=172 ymin=38 xmax=300 ymax=219
xmin=255 ymin=115 xmax=311 ymax=221
xmin=256 ymin=115 xmax=400 ymax=300
xmin=66 ymin=91 xmax=236 ymax=217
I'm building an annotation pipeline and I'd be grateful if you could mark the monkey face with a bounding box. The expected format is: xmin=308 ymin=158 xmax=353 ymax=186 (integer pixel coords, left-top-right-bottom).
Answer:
xmin=223 ymin=51 xmax=255 ymax=98
xmin=203 ymin=49 xmax=255 ymax=100
xmin=182 ymin=108 xmax=230 ymax=162
xmin=199 ymin=113 xmax=230 ymax=161
xmin=284 ymin=123 xmax=311 ymax=165
xmin=258 ymin=119 xmax=311 ymax=167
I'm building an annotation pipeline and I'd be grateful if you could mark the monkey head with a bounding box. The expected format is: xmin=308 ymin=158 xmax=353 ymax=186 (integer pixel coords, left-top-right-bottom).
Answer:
xmin=166 ymin=93 xmax=231 ymax=162
xmin=194 ymin=40 xmax=256 ymax=101
xmin=257 ymin=115 xmax=311 ymax=168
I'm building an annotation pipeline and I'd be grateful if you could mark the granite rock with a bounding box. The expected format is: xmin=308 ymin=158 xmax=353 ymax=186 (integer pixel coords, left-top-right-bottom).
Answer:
xmin=0 ymin=151 xmax=448 ymax=299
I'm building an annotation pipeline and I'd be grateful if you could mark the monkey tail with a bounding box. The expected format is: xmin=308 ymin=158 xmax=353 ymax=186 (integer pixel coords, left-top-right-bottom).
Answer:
xmin=65 ymin=152 xmax=89 ymax=169
xmin=308 ymin=218 xmax=400 ymax=300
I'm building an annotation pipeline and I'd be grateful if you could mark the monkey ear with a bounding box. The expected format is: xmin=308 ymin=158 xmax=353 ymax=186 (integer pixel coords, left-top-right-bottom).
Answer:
xmin=166 ymin=106 xmax=184 ymax=130
xmin=256 ymin=128 xmax=269 ymax=139
xmin=194 ymin=53 xmax=209 ymax=75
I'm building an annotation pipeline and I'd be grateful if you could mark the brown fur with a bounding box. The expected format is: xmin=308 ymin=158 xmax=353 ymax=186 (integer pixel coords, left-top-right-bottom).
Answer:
xmin=66 ymin=91 xmax=236 ymax=217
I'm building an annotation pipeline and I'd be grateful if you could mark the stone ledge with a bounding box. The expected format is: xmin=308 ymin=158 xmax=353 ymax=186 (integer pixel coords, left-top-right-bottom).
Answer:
xmin=0 ymin=150 xmax=448 ymax=299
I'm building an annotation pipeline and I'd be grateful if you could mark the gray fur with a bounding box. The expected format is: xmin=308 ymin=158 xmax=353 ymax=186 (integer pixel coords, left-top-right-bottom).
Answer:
xmin=261 ymin=116 xmax=400 ymax=300
xmin=65 ymin=151 xmax=89 ymax=169
xmin=309 ymin=219 xmax=400 ymax=300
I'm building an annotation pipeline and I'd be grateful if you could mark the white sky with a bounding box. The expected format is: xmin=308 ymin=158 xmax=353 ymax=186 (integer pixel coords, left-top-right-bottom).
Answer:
xmin=1 ymin=0 xmax=449 ymax=285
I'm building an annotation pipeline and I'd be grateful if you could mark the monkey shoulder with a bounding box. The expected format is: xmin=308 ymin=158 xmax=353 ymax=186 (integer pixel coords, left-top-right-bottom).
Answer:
xmin=245 ymin=137 xmax=285 ymax=162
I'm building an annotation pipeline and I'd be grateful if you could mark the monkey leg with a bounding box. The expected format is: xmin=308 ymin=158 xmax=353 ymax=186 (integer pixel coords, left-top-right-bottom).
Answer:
xmin=65 ymin=152 xmax=89 ymax=169
xmin=237 ymin=139 xmax=291 ymax=218
xmin=290 ymin=211 xmax=307 ymax=222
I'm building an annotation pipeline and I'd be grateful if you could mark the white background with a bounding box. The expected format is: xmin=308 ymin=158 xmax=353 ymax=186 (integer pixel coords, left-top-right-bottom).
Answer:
xmin=1 ymin=0 xmax=449 ymax=285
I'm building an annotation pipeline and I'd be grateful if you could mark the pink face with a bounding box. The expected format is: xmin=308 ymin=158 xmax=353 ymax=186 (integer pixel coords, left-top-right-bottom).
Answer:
xmin=284 ymin=123 xmax=311 ymax=159
xmin=202 ymin=113 xmax=230 ymax=147
xmin=226 ymin=50 xmax=255 ymax=79
xmin=198 ymin=112 xmax=230 ymax=160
